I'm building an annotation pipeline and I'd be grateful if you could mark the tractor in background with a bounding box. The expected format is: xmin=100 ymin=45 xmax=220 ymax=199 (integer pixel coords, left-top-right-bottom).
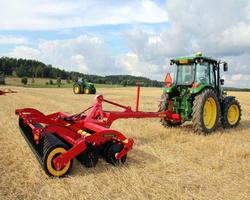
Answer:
xmin=159 ymin=52 xmax=241 ymax=134
xmin=73 ymin=78 xmax=96 ymax=94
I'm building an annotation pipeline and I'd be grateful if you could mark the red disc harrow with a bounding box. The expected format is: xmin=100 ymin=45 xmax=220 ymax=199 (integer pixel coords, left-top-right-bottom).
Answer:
xmin=15 ymin=86 xmax=181 ymax=177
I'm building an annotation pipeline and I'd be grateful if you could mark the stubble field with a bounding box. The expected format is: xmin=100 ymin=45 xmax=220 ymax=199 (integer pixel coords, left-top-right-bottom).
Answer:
xmin=0 ymin=86 xmax=249 ymax=200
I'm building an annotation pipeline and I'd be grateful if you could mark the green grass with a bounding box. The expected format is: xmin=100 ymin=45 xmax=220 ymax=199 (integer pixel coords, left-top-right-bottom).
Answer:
xmin=5 ymin=77 xmax=122 ymax=88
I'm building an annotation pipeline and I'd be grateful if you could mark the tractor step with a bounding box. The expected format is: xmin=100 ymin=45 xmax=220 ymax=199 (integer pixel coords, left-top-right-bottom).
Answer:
xmin=18 ymin=118 xmax=44 ymax=166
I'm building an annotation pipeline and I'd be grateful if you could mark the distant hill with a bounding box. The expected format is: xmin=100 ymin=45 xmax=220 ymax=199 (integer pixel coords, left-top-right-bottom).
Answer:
xmin=224 ymin=87 xmax=250 ymax=92
xmin=0 ymin=57 xmax=164 ymax=87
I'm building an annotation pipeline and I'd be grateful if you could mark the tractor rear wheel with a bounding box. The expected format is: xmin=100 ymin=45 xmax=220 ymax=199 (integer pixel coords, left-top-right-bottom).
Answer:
xmin=221 ymin=97 xmax=241 ymax=128
xmin=158 ymin=93 xmax=182 ymax=127
xmin=73 ymin=83 xmax=81 ymax=94
xmin=192 ymin=89 xmax=220 ymax=134
xmin=43 ymin=134 xmax=73 ymax=177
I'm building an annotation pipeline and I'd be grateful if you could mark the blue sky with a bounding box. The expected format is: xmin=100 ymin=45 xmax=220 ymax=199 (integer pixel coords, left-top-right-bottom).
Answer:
xmin=0 ymin=0 xmax=250 ymax=87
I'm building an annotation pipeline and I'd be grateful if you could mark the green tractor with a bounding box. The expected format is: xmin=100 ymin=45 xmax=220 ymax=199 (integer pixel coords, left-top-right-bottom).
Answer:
xmin=159 ymin=52 xmax=241 ymax=134
xmin=73 ymin=78 xmax=96 ymax=95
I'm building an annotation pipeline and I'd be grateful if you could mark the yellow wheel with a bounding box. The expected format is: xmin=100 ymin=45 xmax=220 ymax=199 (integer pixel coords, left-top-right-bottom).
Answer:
xmin=221 ymin=97 xmax=241 ymax=128
xmin=192 ymin=89 xmax=219 ymax=134
xmin=227 ymin=105 xmax=239 ymax=125
xmin=84 ymin=87 xmax=90 ymax=94
xmin=43 ymin=134 xmax=73 ymax=177
xmin=203 ymin=97 xmax=217 ymax=129
xmin=73 ymin=83 xmax=81 ymax=94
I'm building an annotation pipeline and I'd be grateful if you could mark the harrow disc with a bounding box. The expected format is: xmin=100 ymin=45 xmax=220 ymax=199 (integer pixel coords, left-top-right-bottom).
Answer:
xmin=106 ymin=143 xmax=127 ymax=165
xmin=78 ymin=145 xmax=99 ymax=168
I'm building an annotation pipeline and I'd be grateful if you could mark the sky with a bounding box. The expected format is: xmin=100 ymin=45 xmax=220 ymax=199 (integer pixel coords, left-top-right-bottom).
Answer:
xmin=0 ymin=0 xmax=250 ymax=87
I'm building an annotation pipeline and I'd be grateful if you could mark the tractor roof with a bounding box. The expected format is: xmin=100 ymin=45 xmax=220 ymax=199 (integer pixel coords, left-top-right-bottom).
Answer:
xmin=171 ymin=52 xmax=218 ymax=64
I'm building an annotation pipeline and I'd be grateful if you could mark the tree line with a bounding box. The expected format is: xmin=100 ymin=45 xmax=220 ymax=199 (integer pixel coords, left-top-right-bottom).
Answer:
xmin=0 ymin=57 xmax=164 ymax=87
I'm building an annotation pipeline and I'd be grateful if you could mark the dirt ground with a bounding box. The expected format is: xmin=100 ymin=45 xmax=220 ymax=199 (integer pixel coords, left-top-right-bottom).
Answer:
xmin=0 ymin=86 xmax=249 ymax=200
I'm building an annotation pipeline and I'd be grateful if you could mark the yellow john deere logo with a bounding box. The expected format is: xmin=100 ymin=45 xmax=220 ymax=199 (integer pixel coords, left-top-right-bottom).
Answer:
xmin=103 ymin=134 xmax=116 ymax=138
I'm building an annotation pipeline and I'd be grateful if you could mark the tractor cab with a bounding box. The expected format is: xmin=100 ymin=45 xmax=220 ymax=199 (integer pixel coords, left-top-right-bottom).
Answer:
xmin=166 ymin=52 xmax=227 ymax=97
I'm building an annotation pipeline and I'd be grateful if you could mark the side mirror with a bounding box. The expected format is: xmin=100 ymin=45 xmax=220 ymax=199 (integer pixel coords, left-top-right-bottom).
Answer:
xmin=223 ymin=63 xmax=228 ymax=71
xmin=220 ymin=79 xmax=224 ymax=85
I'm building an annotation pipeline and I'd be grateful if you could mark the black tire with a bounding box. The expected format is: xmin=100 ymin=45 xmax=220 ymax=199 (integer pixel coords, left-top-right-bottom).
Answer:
xmin=78 ymin=145 xmax=99 ymax=168
xmin=43 ymin=134 xmax=73 ymax=177
xmin=106 ymin=143 xmax=127 ymax=165
xmin=192 ymin=89 xmax=220 ymax=134
xmin=221 ymin=97 xmax=241 ymax=128
xmin=158 ymin=93 xmax=182 ymax=127
xmin=73 ymin=83 xmax=81 ymax=94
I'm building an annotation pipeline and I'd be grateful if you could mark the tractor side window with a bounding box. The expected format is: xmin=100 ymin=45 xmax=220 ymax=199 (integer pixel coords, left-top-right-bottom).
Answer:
xmin=210 ymin=64 xmax=215 ymax=85
xmin=170 ymin=63 xmax=178 ymax=83
xmin=195 ymin=63 xmax=209 ymax=84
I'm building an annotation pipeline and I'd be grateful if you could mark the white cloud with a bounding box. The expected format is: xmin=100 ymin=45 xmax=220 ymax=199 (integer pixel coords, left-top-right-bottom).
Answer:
xmin=122 ymin=0 xmax=250 ymax=87
xmin=0 ymin=0 xmax=168 ymax=30
xmin=117 ymin=52 xmax=161 ymax=78
xmin=71 ymin=54 xmax=89 ymax=73
xmin=9 ymin=46 xmax=41 ymax=60
xmin=0 ymin=35 xmax=28 ymax=45
xmin=9 ymin=35 xmax=117 ymax=74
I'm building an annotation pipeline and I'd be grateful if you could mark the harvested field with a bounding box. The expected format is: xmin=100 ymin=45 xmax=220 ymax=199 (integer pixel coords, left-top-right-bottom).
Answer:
xmin=0 ymin=86 xmax=249 ymax=200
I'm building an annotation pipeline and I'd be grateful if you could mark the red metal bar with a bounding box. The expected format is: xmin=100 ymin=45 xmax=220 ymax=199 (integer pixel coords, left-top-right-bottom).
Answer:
xmin=0 ymin=89 xmax=17 ymax=95
xmin=102 ymin=98 xmax=129 ymax=110
xmin=53 ymin=139 xmax=87 ymax=170
xmin=136 ymin=85 xmax=140 ymax=112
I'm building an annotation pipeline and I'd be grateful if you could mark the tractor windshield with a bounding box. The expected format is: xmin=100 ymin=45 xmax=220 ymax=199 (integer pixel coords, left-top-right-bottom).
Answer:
xmin=195 ymin=63 xmax=210 ymax=84
xmin=174 ymin=64 xmax=195 ymax=85
xmin=172 ymin=62 xmax=211 ymax=85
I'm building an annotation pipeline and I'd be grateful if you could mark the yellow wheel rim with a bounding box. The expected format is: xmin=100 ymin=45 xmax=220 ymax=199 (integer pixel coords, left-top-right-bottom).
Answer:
xmin=74 ymin=86 xmax=80 ymax=94
xmin=85 ymin=88 xmax=90 ymax=94
xmin=46 ymin=147 xmax=71 ymax=177
xmin=203 ymin=97 xmax=217 ymax=129
xmin=227 ymin=104 xmax=239 ymax=125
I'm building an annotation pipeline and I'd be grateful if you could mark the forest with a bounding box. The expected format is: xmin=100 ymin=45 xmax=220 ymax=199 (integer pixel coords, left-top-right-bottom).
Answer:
xmin=0 ymin=57 xmax=164 ymax=87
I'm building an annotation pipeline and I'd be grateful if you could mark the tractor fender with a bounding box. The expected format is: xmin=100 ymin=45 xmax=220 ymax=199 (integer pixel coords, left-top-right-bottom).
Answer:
xmin=190 ymin=85 xmax=214 ymax=95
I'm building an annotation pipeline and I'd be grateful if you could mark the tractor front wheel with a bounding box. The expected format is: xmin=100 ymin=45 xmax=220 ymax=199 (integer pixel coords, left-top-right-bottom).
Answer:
xmin=221 ymin=97 xmax=241 ymax=128
xmin=192 ymin=89 xmax=220 ymax=134
xmin=84 ymin=87 xmax=90 ymax=94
